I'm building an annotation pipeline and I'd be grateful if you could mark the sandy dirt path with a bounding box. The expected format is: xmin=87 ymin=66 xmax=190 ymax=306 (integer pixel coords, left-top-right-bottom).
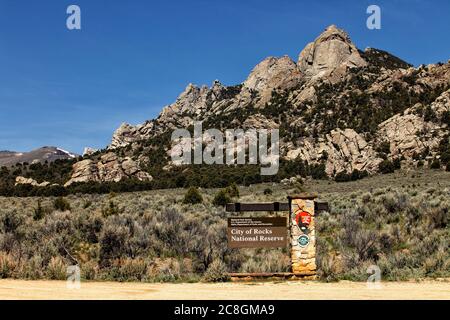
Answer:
xmin=0 ymin=279 xmax=449 ymax=300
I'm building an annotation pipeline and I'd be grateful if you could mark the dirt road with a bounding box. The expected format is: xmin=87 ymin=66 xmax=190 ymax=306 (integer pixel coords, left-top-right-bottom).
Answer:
xmin=0 ymin=279 xmax=449 ymax=300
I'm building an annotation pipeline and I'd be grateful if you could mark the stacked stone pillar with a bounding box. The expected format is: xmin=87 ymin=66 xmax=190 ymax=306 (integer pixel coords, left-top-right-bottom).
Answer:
xmin=289 ymin=195 xmax=317 ymax=277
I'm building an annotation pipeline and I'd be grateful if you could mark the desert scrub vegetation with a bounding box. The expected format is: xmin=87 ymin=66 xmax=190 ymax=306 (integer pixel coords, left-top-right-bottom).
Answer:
xmin=0 ymin=187 xmax=283 ymax=282
xmin=0 ymin=170 xmax=448 ymax=282
xmin=316 ymin=185 xmax=450 ymax=281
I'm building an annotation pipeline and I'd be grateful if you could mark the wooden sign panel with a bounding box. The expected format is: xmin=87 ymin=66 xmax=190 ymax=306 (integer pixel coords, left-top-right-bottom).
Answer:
xmin=227 ymin=217 xmax=287 ymax=248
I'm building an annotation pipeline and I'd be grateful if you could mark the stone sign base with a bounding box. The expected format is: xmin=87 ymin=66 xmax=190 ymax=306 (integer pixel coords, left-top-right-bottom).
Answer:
xmin=289 ymin=196 xmax=317 ymax=276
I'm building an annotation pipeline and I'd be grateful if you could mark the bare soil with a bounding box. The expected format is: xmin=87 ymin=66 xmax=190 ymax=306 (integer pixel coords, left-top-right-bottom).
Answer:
xmin=0 ymin=279 xmax=449 ymax=300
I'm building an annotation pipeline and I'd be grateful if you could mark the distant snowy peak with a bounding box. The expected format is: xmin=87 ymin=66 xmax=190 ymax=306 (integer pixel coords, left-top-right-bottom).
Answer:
xmin=56 ymin=148 xmax=77 ymax=158
xmin=0 ymin=146 xmax=79 ymax=167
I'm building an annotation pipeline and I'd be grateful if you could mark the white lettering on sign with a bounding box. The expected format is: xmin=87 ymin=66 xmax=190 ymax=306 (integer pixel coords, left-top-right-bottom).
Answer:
xmin=227 ymin=217 xmax=287 ymax=248
xmin=253 ymin=228 xmax=273 ymax=235
xmin=230 ymin=235 xmax=285 ymax=242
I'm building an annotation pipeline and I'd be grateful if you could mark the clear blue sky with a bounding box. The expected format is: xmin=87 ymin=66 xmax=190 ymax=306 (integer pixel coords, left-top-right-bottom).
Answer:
xmin=0 ymin=0 xmax=449 ymax=154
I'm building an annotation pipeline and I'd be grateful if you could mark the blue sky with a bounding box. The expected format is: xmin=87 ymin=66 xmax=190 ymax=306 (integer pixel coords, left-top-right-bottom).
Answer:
xmin=0 ymin=0 xmax=449 ymax=154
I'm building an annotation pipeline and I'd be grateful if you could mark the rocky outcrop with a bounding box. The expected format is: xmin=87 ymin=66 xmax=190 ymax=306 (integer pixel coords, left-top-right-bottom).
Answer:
xmin=108 ymin=25 xmax=370 ymax=151
xmin=110 ymin=123 xmax=144 ymax=149
xmin=243 ymin=56 xmax=301 ymax=105
xmin=244 ymin=56 xmax=298 ymax=92
xmin=107 ymin=25 xmax=369 ymax=152
xmin=297 ymin=25 xmax=367 ymax=81
xmin=15 ymin=176 xmax=51 ymax=187
xmin=159 ymin=83 xmax=210 ymax=121
xmin=64 ymin=159 xmax=99 ymax=186
xmin=284 ymin=88 xmax=449 ymax=174
xmin=286 ymin=128 xmax=382 ymax=175
xmin=242 ymin=114 xmax=279 ymax=130
xmin=377 ymin=110 xmax=441 ymax=159
xmin=430 ymin=89 xmax=450 ymax=117
xmin=83 ymin=147 xmax=98 ymax=156
xmin=109 ymin=81 xmax=249 ymax=149
xmin=377 ymin=91 xmax=450 ymax=159
xmin=64 ymin=153 xmax=152 ymax=186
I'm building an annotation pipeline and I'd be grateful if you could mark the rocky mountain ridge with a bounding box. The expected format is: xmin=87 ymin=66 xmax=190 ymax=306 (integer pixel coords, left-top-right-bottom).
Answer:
xmin=57 ymin=25 xmax=450 ymax=186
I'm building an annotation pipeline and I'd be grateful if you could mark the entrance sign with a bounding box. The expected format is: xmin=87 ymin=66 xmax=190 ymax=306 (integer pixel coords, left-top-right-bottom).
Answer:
xmin=226 ymin=195 xmax=327 ymax=279
xmin=227 ymin=217 xmax=287 ymax=248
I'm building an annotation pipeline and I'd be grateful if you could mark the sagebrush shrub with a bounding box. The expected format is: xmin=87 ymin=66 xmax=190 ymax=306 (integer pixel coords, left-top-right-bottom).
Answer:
xmin=212 ymin=189 xmax=231 ymax=207
xmin=183 ymin=187 xmax=203 ymax=204
xmin=240 ymin=251 xmax=290 ymax=273
xmin=33 ymin=200 xmax=46 ymax=220
xmin=226 ymin=183 xmax=240 ymax=198
xmin=202 ymin=259 xmax=229 ymax=282
xmin=109 ymin=258 xmax=148 ymax=281
xmin=317 ymin=254 xmax=341 ymax=282
xmin=80 ymin=260 xmax=98 ymax=280
xmin=46 ymin=257 xmax=67 ymax=280
xmin=53 ymin=197 xmax=71 ymax=211
xmin=99 ymin=225 xmax=130 ymax=267
xmin=0 ymin=251 xmax=17 ymax=278
xmin=101 ymin=200 xmax=121 ymax=217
